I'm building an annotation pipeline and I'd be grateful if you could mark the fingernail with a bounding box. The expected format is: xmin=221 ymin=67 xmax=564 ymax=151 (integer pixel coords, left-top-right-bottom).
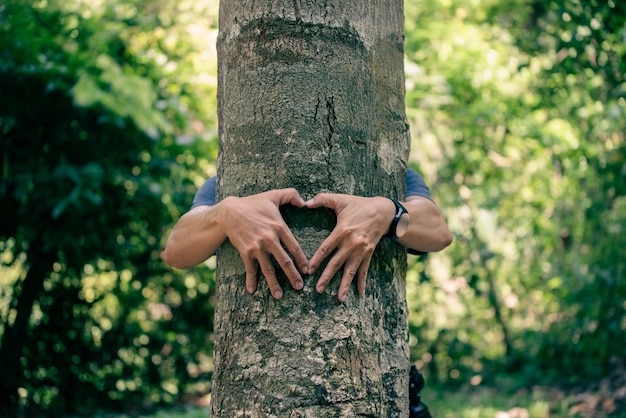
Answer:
xmin=294 ymin=280 xmax=303 ymax=290
xmin=301 ymin=265 xmax=308 ymax=275
xmin=339 ymin=291 xmax=347 ymax=302
xmin=274 ymin=290 xmax=283 ymax=299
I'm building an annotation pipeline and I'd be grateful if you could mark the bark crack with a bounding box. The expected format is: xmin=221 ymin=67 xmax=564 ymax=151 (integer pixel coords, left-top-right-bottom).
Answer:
xmin=326 ymin=95 xmax=336 ymax=144
xmin=314 ymin=96 xmax=320 ymax=121
xmin=326 ymin=96 xmax=337 ymax=163
xmin=292 ymin=0 xmax=301 ymax=22
xmin=325 ymin=95 xmax=336 ymax=178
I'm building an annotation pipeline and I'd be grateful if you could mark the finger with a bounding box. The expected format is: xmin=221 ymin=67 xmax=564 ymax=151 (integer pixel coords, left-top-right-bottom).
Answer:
xmin=276 ymin=188 xmax=306 ymax=208
xmin=277 ymin=228 xmax=309 ymax=275
xmin=258 ymin=254 xmax=283 ymax=299
xmin=315 ymin=247 xmax=349 ymax=294
xmin=270 ymin=245 xmax=304 ymax=290
xmin=356 ymin=251 xmax=373 ymax=296
xmin=337 ymin=256 xmax=360 ymax=302
xmin=309 ymin=233 xmax=340 ymax=275
xmin=243 ymin=258 xmax=258 ymax=294
xmin=305 ymin=193 xmax=333 ymax=209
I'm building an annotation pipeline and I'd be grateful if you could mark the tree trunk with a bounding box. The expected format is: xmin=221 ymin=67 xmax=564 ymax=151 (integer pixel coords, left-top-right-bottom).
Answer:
xmin=0 ymin=239 xmax=54 ymax=417
xmin=212 ymin=1 xmax=410 ymax=416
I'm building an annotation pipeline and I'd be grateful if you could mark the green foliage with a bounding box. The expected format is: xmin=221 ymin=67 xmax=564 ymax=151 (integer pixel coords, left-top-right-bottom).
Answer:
xmin=404 ymin=0 xmax=626 ymax=387
xmin=1 ymin=0 xmax=624 ymax=415
xmin=0 ymin=0 xmax=219 ymax=415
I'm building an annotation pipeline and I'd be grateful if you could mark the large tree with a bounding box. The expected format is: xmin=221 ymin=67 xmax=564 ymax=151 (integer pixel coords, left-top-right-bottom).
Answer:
xmin=211 ymin=1 xmax=411 ymax=416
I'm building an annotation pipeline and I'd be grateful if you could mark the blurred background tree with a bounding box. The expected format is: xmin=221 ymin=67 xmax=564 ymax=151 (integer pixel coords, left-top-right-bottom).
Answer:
xmin=1 ymin=0 xmax=219 ymax=415
xmin=0 ymin=0 xmax=624 ymax=416
xmin=403 ymin=0 xmax=625 ymax=389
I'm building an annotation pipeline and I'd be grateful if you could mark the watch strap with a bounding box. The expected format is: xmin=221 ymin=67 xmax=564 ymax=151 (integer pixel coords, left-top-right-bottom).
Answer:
xmin=384 ymin=198 xmax=408 ymax=239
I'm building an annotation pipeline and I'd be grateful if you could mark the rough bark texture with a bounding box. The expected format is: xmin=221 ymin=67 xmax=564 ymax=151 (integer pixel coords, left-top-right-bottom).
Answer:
xmin=212 ymin=1 xmax=410 ymax=416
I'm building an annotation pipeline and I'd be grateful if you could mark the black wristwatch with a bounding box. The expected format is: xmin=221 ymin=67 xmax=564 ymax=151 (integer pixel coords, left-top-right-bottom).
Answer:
xmin=385 ymin=198 xmax=410 ymax=240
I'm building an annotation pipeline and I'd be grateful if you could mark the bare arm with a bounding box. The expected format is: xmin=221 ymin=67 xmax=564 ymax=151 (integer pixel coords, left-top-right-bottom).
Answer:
xmin=399 ymin=195 xmax=454 ymax=253
xmin=161 ymin=189 xmax=310 ymax=299
xmin=306 ymin=193 xmax=452 ymax=301
xmin=160 ymin=204 xmax=226 ymax=270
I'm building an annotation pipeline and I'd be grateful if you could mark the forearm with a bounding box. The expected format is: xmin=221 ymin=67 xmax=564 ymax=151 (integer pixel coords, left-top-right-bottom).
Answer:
xmin=397 ymin=196 xmax=453 ymax=253
xmin=160 ymin=205 xmax=227 ymax=269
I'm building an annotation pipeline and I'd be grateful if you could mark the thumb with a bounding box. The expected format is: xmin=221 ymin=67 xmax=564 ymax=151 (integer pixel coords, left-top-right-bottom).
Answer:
xmin=306 ymin=193 xmax=344 ymax=210
xmin=305 ymin=193 xmax=329 ymax=209
xmin=276 ymin=188 xmax=306 ymax=207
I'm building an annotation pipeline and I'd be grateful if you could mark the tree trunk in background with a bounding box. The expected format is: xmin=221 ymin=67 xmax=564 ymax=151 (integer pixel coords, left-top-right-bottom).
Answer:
xmin=212 ymin=1 xmax=410 ymax=416
xmin=0 ymin=239 xmax=53 ymax=417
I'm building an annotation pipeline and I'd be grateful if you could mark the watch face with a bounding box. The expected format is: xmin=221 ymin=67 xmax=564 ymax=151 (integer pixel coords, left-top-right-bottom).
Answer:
xmin=396 ymin=213 xmax=410 ymax=239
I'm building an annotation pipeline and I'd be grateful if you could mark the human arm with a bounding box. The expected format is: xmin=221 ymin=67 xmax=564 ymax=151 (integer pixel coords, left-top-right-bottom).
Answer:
xmin=160 ymin=188 xmax=310 ymax=299
xmin=160 ymin=204 xmax=227 ymax=270
xmin=400 ymin=195 xmax=454 ymax=253
xmin=305 ymin=191 xmax=452 ymax=302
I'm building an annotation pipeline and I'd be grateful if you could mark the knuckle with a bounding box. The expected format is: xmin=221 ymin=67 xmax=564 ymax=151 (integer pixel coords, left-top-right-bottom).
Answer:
xmin=258 ymin=235 xmax=274 ymax=247
xmin=242 ymin=248 xmax=257 ymax=259
xmin=243 ymin=241 xmax=262 ymax=253
xmin=351 ymin=234 xmax=369 ymax=248
xmin=329 ymin=261 xmax=342 ymax=272
xmin=345 ymin=268 xmax=357 ymax=278
xmin=280 ymin=257 xmax=294 ymax=269
xmin=261 ymin=265 xmax=275 ymax=275
xmin=319 ymin=245 xmax=331 ymax=256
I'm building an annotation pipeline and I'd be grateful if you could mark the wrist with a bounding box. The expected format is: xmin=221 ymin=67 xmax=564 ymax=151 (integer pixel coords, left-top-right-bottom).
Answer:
xmin=384 ymin=198 xmax=410 ymax=240
xmin=213 ymin=196 xmax=238 ymax=233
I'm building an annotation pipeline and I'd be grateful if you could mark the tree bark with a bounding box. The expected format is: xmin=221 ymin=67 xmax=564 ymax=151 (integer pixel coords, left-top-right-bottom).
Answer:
xmin=212 ymin=1 xmax=410 ymax=416
xmin=0 ymin=239 xmax=54 ymax=417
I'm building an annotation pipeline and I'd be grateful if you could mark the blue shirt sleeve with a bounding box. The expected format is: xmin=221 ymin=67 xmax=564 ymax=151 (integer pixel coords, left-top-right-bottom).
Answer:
xmin=191 ymin=176 xmax=217 ymax=208
xmin=192 ymin=168 xmax=431 ymax=207
xmin=405 ymin=169 xmax=431 ymax=256
xmin=406 ymin=168 xmax=431 ymax=200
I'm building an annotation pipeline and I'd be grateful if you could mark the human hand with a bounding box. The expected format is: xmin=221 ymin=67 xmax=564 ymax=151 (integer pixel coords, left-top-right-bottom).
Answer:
xmin=305 ymin=193 xmax=395 ymax=301
xmin=218 ymin=189 xmax=309 ymax=299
